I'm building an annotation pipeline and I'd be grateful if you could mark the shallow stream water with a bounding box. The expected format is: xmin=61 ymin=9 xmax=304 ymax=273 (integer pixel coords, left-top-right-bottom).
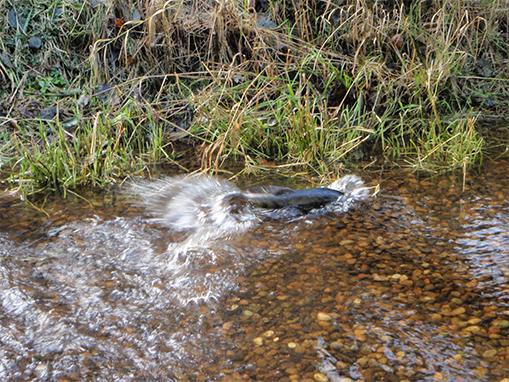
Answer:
xmin=0 ymin=160 xmax=508 ymax=382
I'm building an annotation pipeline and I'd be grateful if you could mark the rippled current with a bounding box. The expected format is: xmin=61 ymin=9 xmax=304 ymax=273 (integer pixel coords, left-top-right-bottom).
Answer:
xmin=0 ymin=163 xmax=507 ymax=381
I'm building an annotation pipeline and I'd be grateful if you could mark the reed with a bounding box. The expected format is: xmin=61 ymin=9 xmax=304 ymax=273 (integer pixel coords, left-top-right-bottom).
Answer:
xmin=10 ymin=103 xmax=168 ymax=194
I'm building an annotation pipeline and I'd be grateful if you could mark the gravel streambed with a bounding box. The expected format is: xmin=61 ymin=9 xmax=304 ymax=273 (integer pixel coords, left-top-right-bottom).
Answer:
xmin=217 ymin=161 xmax=509 ymax=382
xmin=0 ymin=161 xmax=507 ymax=381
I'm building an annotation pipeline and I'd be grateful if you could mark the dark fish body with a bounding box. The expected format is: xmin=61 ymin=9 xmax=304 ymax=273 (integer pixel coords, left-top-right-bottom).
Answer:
xmin=224 ymin=187 xmax=344 ymax=211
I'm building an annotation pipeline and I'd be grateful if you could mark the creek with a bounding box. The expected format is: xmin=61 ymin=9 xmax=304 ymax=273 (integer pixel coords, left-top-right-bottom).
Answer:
xmin=0 ymin=160 xmax=507 ymax=382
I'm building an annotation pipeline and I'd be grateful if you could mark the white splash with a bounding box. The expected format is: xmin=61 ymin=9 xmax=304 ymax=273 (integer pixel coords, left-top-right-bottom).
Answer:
xmin=327 ymin=174 xmax=371 ymax=212
xmin=131 ymin=175 xmax=258 ymax=236
xmin=131 ymin=174 xmax=371 ymax=236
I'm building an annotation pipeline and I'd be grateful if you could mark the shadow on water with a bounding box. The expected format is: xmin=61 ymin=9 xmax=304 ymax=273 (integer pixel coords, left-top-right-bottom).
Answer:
xmin=0 ymin=164 xmax=507 ymax=381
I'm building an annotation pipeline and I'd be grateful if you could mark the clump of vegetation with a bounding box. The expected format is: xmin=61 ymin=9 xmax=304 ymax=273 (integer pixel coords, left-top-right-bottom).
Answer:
xmin=0 ymin=0 xmax=508 ymax=194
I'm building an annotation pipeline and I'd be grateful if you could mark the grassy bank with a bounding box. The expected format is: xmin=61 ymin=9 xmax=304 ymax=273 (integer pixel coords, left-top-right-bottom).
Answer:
xmin=0 ymin=0 xmax=508 ymax=194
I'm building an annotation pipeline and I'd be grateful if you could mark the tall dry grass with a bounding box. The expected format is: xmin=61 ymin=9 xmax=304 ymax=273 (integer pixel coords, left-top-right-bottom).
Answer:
xmin=1 ymin=0 xmax=508 ymax=192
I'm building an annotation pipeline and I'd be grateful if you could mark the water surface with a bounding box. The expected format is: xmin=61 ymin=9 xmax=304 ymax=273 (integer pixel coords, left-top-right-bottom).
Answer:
xmin=0 ymin=162 xmax=507 ymax=381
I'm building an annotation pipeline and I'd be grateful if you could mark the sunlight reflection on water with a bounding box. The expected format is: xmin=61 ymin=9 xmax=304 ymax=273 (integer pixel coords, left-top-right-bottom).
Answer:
xmin=457 ymin=211 xmax=509 ymax=301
